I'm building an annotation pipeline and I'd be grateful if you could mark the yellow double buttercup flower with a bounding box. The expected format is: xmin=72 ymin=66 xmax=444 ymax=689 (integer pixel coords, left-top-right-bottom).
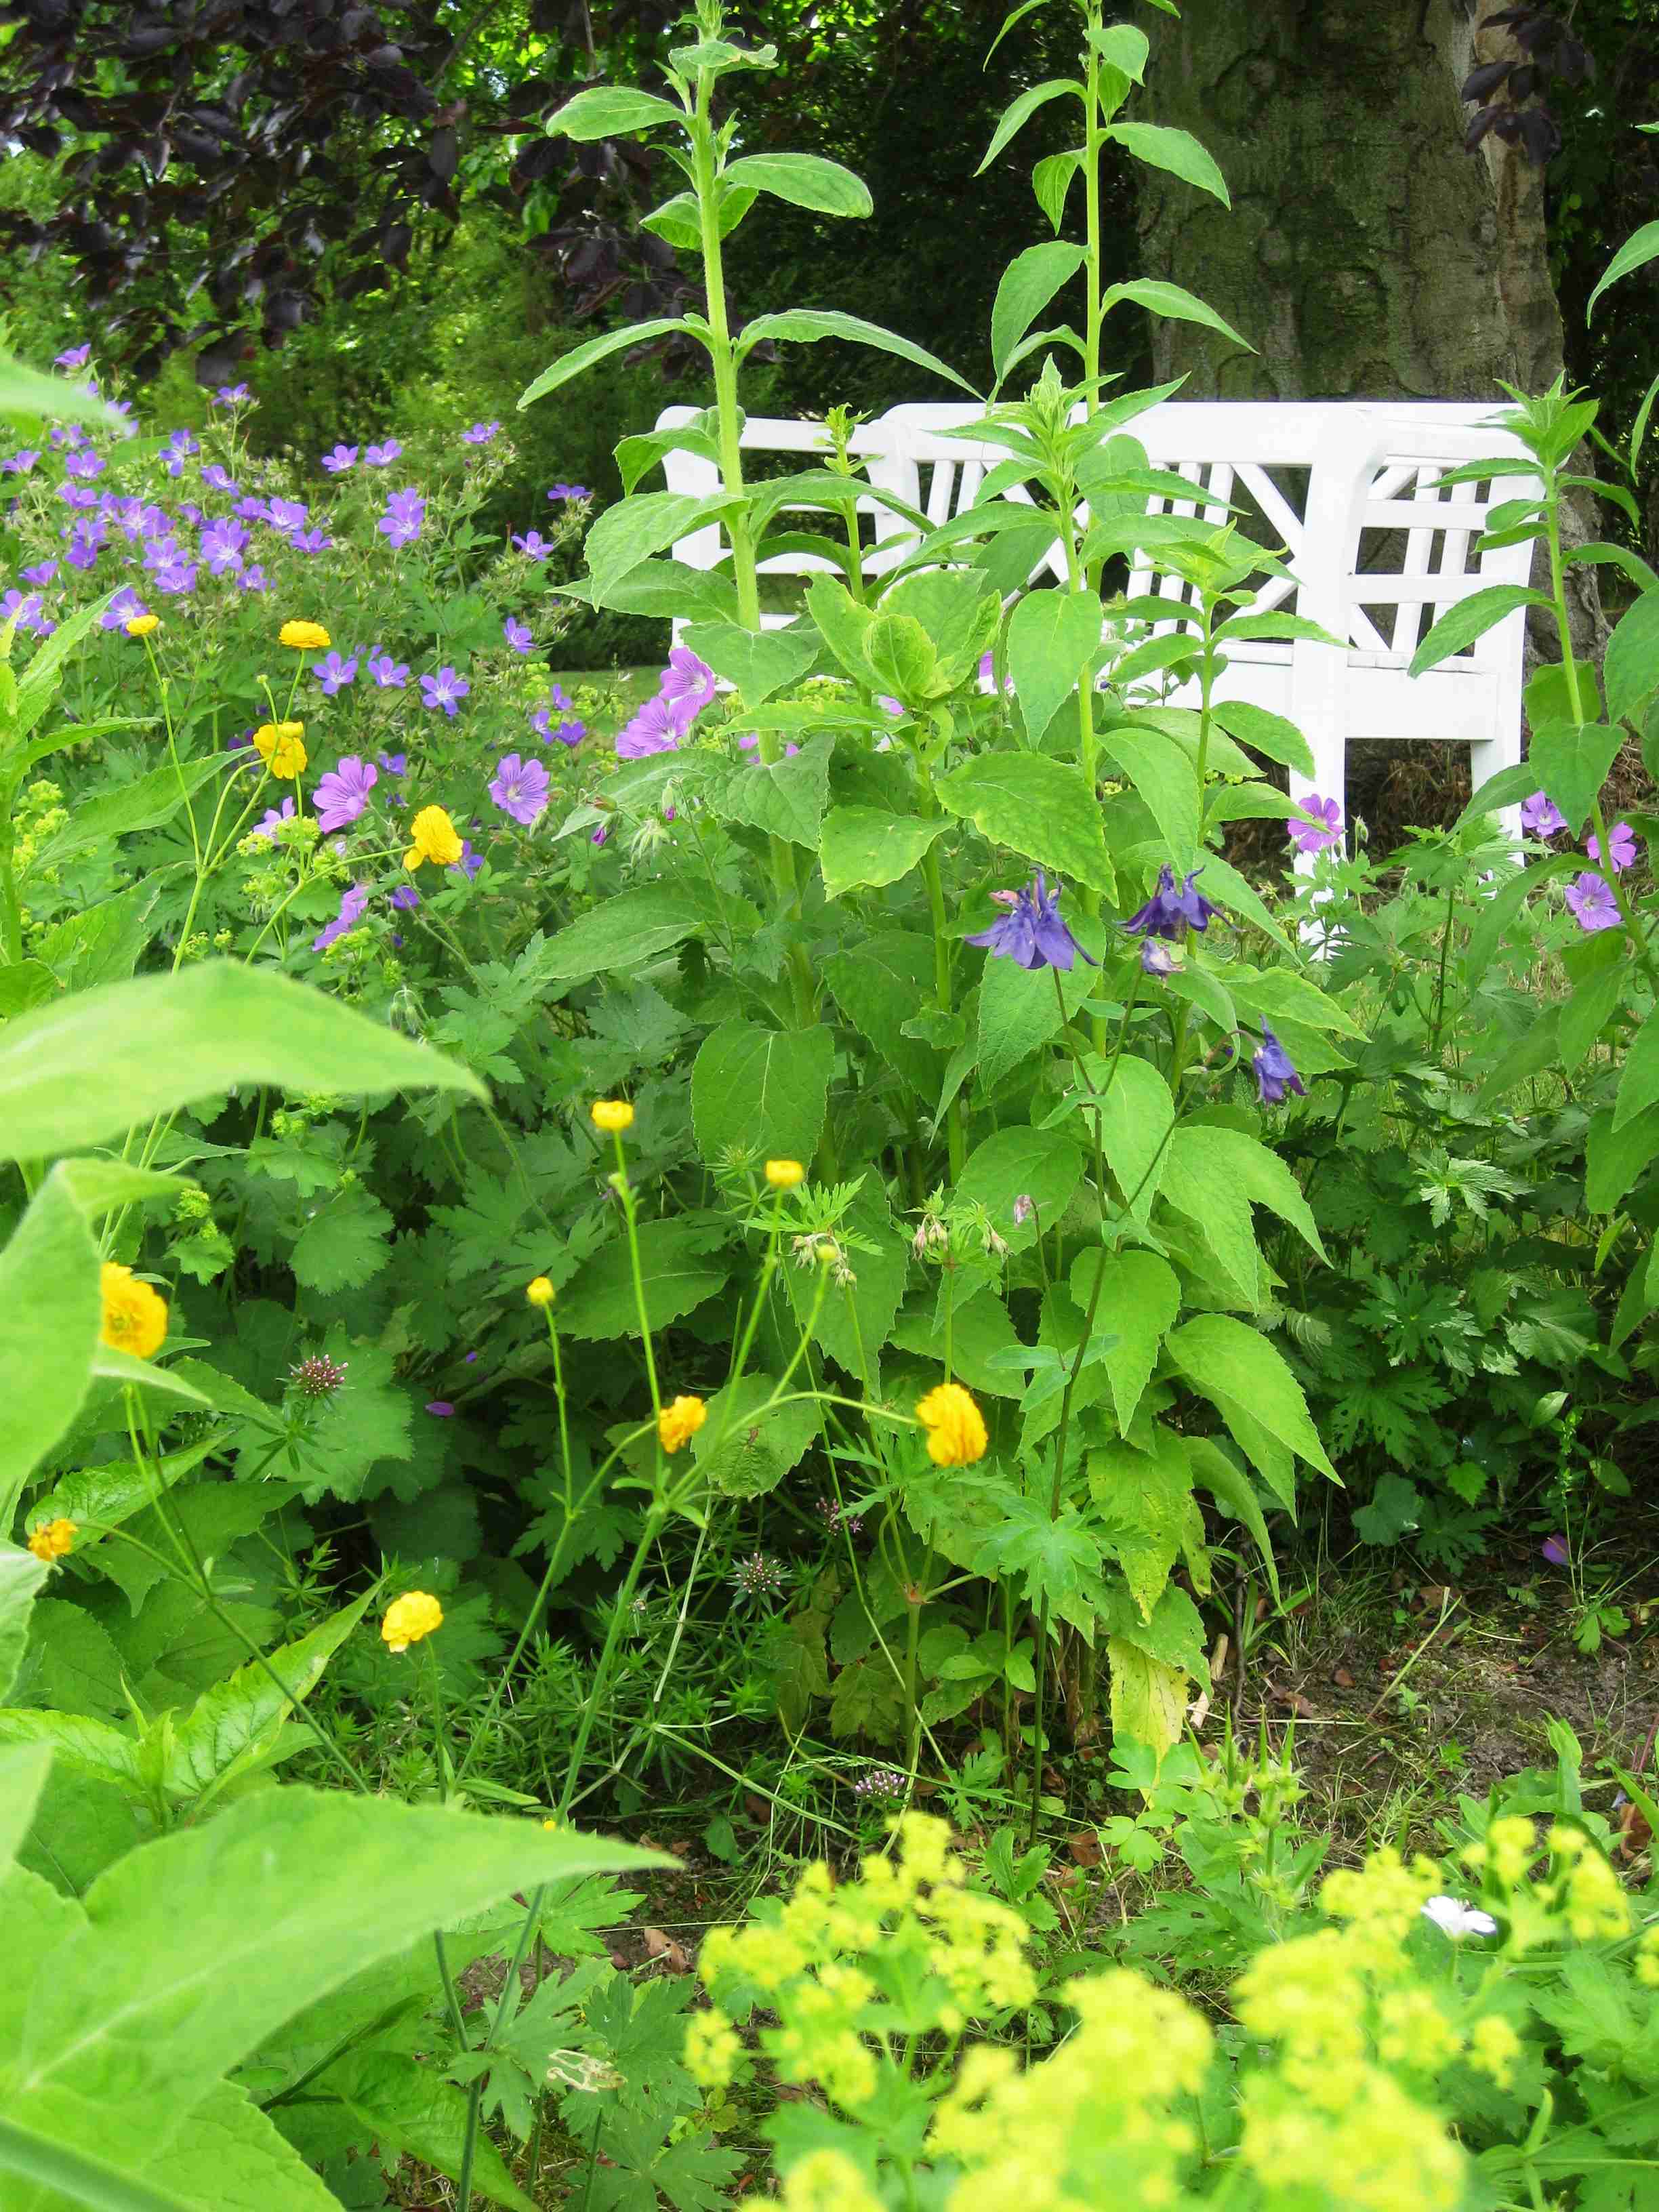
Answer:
xmin=403 ymin=804 xmax=462 ymax=870
xmin=279 ymin=619 xmax=331 ymax=650
xmin=253 ymin=720 xmax=307 ymax=779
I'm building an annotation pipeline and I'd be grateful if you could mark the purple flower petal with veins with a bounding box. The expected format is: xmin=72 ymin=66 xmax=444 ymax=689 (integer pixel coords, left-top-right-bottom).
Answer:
xmin=314 ymin=754 xmax=378 ymax=832
xmin=489 ymin=753 xmax=550 ymax=827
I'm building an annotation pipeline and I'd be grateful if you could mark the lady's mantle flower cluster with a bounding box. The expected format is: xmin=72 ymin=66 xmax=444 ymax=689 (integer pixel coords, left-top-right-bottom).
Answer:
xmin=689 ymin=1814 xmax=1037 ymax=2114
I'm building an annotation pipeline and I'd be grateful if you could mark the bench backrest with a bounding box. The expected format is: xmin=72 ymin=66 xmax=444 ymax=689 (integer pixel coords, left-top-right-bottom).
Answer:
xmin=655 ymin=400 xmax=1542 ymax=670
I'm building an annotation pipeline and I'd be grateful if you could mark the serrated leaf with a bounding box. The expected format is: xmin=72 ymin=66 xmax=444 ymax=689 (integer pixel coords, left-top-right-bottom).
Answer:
xmin=690 ymin=1021 xmax=834 ymax=1163
xmin=1166 ymin=1313 xmax=1336 ymax=1483
xmin=936 ymin=752 xmax=1114 ymax=893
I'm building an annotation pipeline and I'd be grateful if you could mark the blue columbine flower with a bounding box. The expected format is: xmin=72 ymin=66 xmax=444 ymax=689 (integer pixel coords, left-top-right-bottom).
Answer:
xmin=965 ymin=872 xmax=1097 ymax=972
xmin=1124 ymin=865 xmax=1220 ymax=941
xmin=1252 ymin=1023 xmax=1306 ymax=1107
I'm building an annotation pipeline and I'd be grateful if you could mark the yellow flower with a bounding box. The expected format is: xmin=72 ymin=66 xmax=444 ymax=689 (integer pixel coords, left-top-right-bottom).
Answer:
xmin=590 ymin=1099 xmax=635 ymax=1134
xmin=124 ymin=613 xmax=160 ymax=638
xmin=279 ymin=619 xmax=331 ymax=651
xmin=403 ymin=804 xmax=463 ymax=870
xmin=526 ymin=1276 xmax=555 ymax=1308
xmin=541 ymin=1815 xmax=562 ymax=1830
xmin=26 ymin=1518 xmax=77 ymax=1563
xmin=253 ymin=721 xmax=307 ymax=779
xmin=100 ymin=1261 xmax=168 ymax=1359
xmin=382 ymin=1591 xmax=444 ymax=1654
xmin=659 ymin=1394 xmax=708 ymax=1455
xmin=916 ymin=1381 xmax=988 ymax=1467
xmin=765 ymin=1159 xmax=806 ymax=1190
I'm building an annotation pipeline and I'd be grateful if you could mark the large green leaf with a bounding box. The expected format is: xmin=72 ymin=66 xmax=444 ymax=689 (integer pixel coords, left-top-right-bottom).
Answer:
xmin=682 ymin=621 xmax=819 ymax=705
xmin=704 ymin=734 xmax=832 ymax=849
xmin=1107 ymin=1637 xmax=1188 ymax=1764
xmin=560 ymin=1217 xmax=731 ymax=1341
xmin=1101 ymin=279 xmax=1252 ymax=352
xmin=736 ymin=310 xmax=977 ymax=395
xmin=822 ymin=933 xmax=941 ymax=1101
xmin=1526 ymin=718 xmax=1624 ymax=836
xmin=4 ymin=1787 xmax=663 ymax=2180
xmin=0 ymin=1549 xmax=49 ymax=1706
xmin=0 ymin=2112 xmax=200 ymax=2212
xmin=530 ymin=887 xmax=707 ymax=984
xmin=1007 ymin=588 xmax=1103 ymax=746
xmin=936 ymin=754 xmax=1115 ymax=893
xmin=1105 ymin=122 xmax=1231 ymax=206
xmin=165 ymin=1596 xmax=374 ymax=1804
xmin=517 ymin=319 xmax=696 ymax=410
xmin=1092 ymin=1054 xmax=1175 ymax=1222
xmin=975 ymin=945 xmax=1093 ymax=1094
xmin=138 ymin=2078 xmax=342 ymax=2212
xmin=0 ymin=964 xmax=483 ymax=1165
xmin=303 ymin=2049 xmax=537 ymax=2212
xmin=28 ymin=759 xmax=227 ymax=874
xmin=1183 ymin=1435 xmax=1280 ymax=1603
xmin=690 ymin=1020 xmax=834 ymax=1163
xmin=0 ymin=1172 xmax=102 ymax=1528
xmin=1210 ymin=698 xmax=1315 ymax=779
xmin=1095 ymin=717 xmax=1200 ymax=874
xmin=724 ymin=152 xmax=872 ymax=218
xmin=548 ymin=86 xmax=685 ymax=138
xmin=955 ymin=1126 xmax=1084 ymax=1250
xmin=1068 ymin=1250 xmax=1181 ymax=1434
xmin=991 ymin=243 xmax=1086 ymax=380
xmin=819 ymin=807 xmax=948 ymax=899
xmin=1165 ymin=1313 xmax=1337 ymax=1482
xmin=0 ymin=351 xmax=132 ymax=434
xmin=0 ymin=1744 xmax=53 ymax=1879
xmin=1407 ymin=586 xmax=1550 ymax=678
xmin=1587 ymin=219 xmax=1659 ymax=320
xmin=1603 ymin=588 xmax=1659 ymax=727
xmin=977 ymin=79 xmax=1084 ymax=175
xmin=583 ymin=490 xmax=733 ymax=605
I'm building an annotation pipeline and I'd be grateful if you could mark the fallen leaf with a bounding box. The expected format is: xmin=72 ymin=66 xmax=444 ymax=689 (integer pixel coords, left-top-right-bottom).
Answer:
xmin=1067 ymin=1831 xmax=1103 ymax=1868
xmin=642 ymin=1925 xmax=691 ymax=1972
xmin=1333 ymin=1666 xmax=1355 ymax=1689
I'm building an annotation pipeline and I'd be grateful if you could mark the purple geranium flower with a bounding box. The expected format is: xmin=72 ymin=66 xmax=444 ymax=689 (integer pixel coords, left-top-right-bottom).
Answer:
xmin=378 ymin=487 xmax=426 ymax=549
xmin=102 ymin=586 xmax=149 ymax=630
xmin=312 ymin=649 xmax=359 ymax=697
xmin=1 ymin=450 xmax=41 ymax=475
xmin=1253 ymin=1023 xmax=1307 ymax=1107
xmin=503 ymin=615 xmax=533 ymax=654
xmin=314 ymin=754 xmax=377 ymax=832
xmin=151 ymin=558 xmax=198 ymax=596
xmin=66 ymin=525 xmax=104 ymax=572
xmin=201 ymin=463 xmax=238 ymax=493
xmin=22 ymin=559 xmax=58 ymax=587
xmin=321 ymin=443 xmax=359 ymax=474
xmin=379 ymin=750 xmax=408 ymax=777
xmin=58 ymin=484 xmax=100 ymax=511
xmin=64 ymin=447 xmax=104 ymax=481
xmin=1521 ymin=790 xmax=1568 ymax=837
xmin=366 ymin=649 xmax=409 ymax=689
xmin=546 ymin=482 xmax=589 ymax=501
xmin=488 ymin=752 xmax=551 ymax=827
xmin=419 ymin=665 xmax=470 ymax=716
xmin=213 ymin=384 xmax=250 ymax=404
xmin=1 ymin=590 xmax=52 ymax=637
xmin=251 ymin=797 xmax=296 ymax=842
xmin=1124 ymin=865 xmax=1221 ymax=941
xmin=289 ymin=525 xmax=333 ymax=554
xmin=54 ymin=343 xmax=91 ymax=369
xmin=200 ymin=517 xmax=249 ymax=575
xmin=1588 ymin=821 xmax=1639 ymax=874
xmin=1288 ymin=792 xmax=1343 ymax=855
xmin=1541 ymin=1534 xmax=1570 ymax=1567
xmin=617 ymin=691 xmax=693 ymax=759
xmin=1565 ymin=871 xmax=1621 ymax=933
xmin=312 ymin=882 xmax=371 ymax=952
xmin=451 ymin=839 xmax=484 ymax=880
xmin=510 ymin=529 xmax=553 ymax=561
xmin=239 ymin=565 xmax=270 ymax=592
xmin=161 ymin=428 xmax=199 ymax=477
xmin=661 ymin=644 xmax=718 ymax=716
xmin=549 ymin=684 xmax=573 ymax=710
xmin=965 ymin=872 xmax=1097 ymax=973
xmin=365 ymin=438 xmax=402 ymax=466
xmin=390 ymin=882 xmax=419 ymax=911
xmin=462 ymin=421 xmax=500 ymax=446
xmin=267 ymin=496 xmax=308 ymax=532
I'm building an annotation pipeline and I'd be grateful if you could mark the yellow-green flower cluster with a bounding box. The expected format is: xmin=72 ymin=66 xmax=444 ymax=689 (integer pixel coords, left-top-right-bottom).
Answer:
xmin=929 ymin=1970 xmax=1208 ymax=2212
xmin=691 ymin=1814 xmax=1035 ymax=2116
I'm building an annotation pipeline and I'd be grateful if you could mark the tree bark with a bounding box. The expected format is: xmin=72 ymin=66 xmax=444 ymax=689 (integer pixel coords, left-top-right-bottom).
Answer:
xmin=1137 ymin=0 xmax=1607 ymax=661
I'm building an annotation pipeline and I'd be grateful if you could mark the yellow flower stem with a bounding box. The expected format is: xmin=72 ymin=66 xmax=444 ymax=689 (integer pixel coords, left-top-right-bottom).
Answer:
xmin=611 ymin=1132 xmax=663 ymax=1427
xmin=142 ymin=630 xmax=201 ymax=874
xmin=453 ymin=1310 xmax=581 ymax=1789
xmin=702 ymin=1185 xmax=789 ymax=1454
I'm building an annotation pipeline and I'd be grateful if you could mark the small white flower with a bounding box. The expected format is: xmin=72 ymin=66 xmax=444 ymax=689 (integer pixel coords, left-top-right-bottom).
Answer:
xmin=1421 ymin=1894 xmax=1498 ymax=1938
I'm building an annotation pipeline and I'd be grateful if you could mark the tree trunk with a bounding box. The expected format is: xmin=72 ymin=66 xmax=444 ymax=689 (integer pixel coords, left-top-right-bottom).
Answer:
xmin=1136 ymin=0 xmax=1607 ymax=667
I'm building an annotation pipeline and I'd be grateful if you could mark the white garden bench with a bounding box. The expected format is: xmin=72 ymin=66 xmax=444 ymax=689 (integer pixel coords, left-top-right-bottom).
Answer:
xmin=656 ymin=400 xmax=1542 ymax=862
